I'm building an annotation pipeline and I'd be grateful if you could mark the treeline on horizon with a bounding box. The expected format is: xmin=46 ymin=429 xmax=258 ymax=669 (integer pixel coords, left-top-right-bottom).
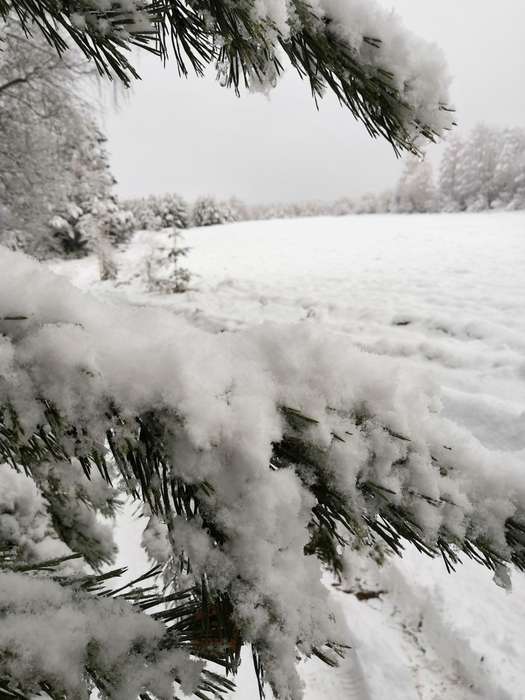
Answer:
xmin=124 ymin=124 xmax=525 ymax=230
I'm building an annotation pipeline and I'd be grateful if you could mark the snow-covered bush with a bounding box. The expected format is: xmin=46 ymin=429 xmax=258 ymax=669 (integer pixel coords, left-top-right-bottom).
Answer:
xmin=225 ymin=197 xmax=248 ymax=222
xmin=123 ymin=197 xmax=160 ymax=230
xmin=191 ymin=196 xmax=239 ymax=227
xmin=331 ymin=197 xmax=355 ymax=216
xmin=124 ymin=193 xmax=189 ymax=231
xmin=106 ymin=205 xmax=137 ymax=244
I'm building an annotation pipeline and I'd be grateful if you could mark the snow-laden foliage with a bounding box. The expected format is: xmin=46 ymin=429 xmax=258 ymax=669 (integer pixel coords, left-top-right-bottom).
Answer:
xmin=125 ymin=194 xmax=189 ymax=232
xmin=191 ymin=197 xmax=242 ymax=228
xmin=49 ymin=128 xmax=136 ymax=256
xmin=108 ymin=230 xmax=192 ymax=293
xmin=0 ymin=570 xmax=206 ymax=699
xmin=0 ymin=460 xmax=226 ymax=698
xmin=1 ymin=448 xmax=117 ymax=570
xmin=0 ymin=21 xmax=86 ymax=254
xmin=2 ymin=0 xmax=454 ymax=154
xmin=0 ymin=464 xmax=81 ymax=567
xmin=0 ymin=22 xmax=134 ymax=259
xmin=1 ymin=246 xmax=525 ymax=698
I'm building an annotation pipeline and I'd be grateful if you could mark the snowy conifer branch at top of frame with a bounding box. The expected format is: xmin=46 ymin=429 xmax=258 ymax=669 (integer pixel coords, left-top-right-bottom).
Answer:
xmin=0 ymin=0 xmax=455 ymax=154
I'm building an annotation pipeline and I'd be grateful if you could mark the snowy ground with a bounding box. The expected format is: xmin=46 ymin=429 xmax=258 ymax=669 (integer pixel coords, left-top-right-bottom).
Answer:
xmin=51 ymin=212 xmax=525 ymax=700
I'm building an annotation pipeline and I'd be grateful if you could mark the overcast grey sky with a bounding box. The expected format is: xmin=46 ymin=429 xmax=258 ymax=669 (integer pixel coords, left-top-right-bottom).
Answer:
xmin=103 ymin=1 xmax=525 ymax=204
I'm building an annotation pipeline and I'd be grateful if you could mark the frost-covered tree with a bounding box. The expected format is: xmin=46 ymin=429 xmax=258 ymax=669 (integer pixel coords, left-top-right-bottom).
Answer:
xmin=0 ymin=22 xmax=134 ymax=258
xmin=0 ymin=20 xmax=88 ymax=254
xmin=454 ymin=124 xmax=500 ymax=212
xmin=436 ymin=126 xmax=525 ymax=212
xmin=394 ymin=157 xmax=436 ymax=213
xmin=438 ymin=134 xmax=465 ymax=212
xmin=354 ymin=190 xmax=393 ymax=214
xmin=49 ymin=125 xmax=136 ymax=256
xmin=331 ymin=197 xmax=355 ymax=216
xmin=354 ymin=192 xmax=380 ymax=214
xmin=225 ymin=197 xmax=248 ymax=222
xmin=10 ymin=4 xmax=525 ymax=700
xmin=511 ymin=168 xmax=525 ymax=211
xmin=491 ymin=127 xmax=525 ymax=210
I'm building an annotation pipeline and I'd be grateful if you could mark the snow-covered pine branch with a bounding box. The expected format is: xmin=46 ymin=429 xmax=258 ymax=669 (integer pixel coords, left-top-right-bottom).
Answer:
xmin=1 ymin=0 xmax=454 ymax=154
xmin=1 ymin=248 xmax=524 ymax=698
xmin=0 ymin=448 xmax=235 ymax=699
xmin=0 ymin=545 xmax=236 ymax=700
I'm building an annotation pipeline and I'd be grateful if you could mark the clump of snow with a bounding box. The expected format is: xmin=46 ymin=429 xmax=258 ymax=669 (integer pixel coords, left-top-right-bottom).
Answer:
xmin=32 ymin=459 xmax=118 ymax=567
xmin=0 ymin=571 xmax=202 ymax=698
xmin=322 ymin=0 xmax=452 ymax=131
xmin=0 ymin=464 xmax=71 ymax=564
xmin=0 ymin=459 xmax=116 ymax=569
xmin=142 ymin=514 xmax=171 ymax=563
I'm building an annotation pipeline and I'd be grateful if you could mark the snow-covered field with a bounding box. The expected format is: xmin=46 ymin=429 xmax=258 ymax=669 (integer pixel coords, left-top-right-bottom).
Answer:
xmin=51 ymin=211 xmax=525 ymax=700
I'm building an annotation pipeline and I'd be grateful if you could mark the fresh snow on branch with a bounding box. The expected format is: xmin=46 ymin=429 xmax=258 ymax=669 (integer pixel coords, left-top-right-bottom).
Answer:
xmin=3 ymin=0 xmax=454 ymax=153
xmin=0 ymin=570 xmax=204 ymax=699
xmin=1 ymin=246 xmax=524 ymax=697
xmin=249 ymin=0 xmax=454 ymax=145
xmin=301 ymin=0 xmax=453 ymax=139
xmin=0 ymin=462 xmax=115 ymax=568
